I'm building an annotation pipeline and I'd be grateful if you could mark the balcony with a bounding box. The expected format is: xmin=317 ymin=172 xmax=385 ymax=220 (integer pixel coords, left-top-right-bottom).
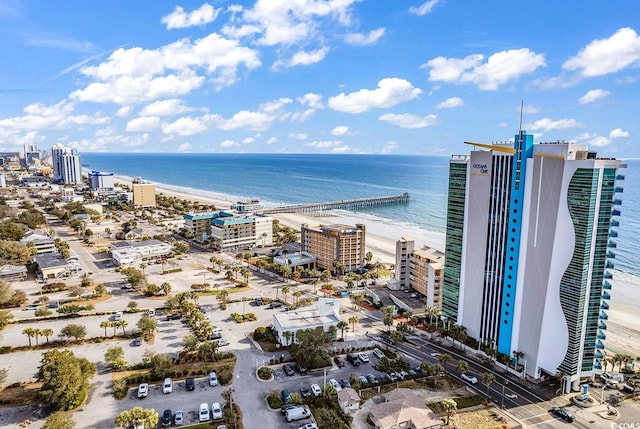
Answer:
xmin=612 ymin=199 xmax=622 ymax=206
xmin=604 ymin=271 xmax=613 ymax=279
xmin=609 ymin=231 xmax=618 ymax=238
xmin=601 ymin=302 xmax=610 ymax=310
xmin=602 ymin=292 xmax=611 ymax=300
xmin=594 ymin=363 xmax=603 ymax=370
xmin=607 ymin=251 xmax=616 ymax=258
xmin=614 ymin=187 xmax=624 ymax=193
xmin=596 ymin=341 xmax=605 ymax=350
xmin=608 ymin=241 xmax=617 ymax=248
xmin=599 ymin=322 xmax=607 ymax=330
xmin=611 ymin=220 xmax=620 ymax=227
xmin=603 ymin=281 xmax=612 ymax=290
xmin=597 ymin=332 xmax=607 ymax=340
xmin=616 ymin=174 xmax=625 ymax=181
xmin=612 ymin=209 xmax=621 ymax=216
xmin=606 ymin=262 xmax=615 ymax=269
xmin=600 ymin=312 xmax=608 ymax=320
xmin=596 ymin=351 xmax=604 ymax=360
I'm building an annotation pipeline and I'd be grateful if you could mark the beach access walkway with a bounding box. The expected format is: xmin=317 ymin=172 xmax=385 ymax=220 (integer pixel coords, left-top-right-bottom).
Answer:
xmin=262 ymin=192 xmax=410 ymax=214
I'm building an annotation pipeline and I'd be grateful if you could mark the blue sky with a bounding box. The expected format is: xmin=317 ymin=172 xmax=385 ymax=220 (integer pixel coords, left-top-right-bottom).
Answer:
xmin=0 ymin=0 xmax=638 ymax=157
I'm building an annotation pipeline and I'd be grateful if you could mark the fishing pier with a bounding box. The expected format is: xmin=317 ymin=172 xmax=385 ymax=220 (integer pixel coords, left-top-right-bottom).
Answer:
xmin=262 ymin=193 xmax=410 ymax=215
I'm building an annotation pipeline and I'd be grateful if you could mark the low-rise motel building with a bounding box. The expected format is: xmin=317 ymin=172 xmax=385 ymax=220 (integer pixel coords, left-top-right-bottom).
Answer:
xmin=183 ymin=210 xmax=273 ymax=250
xmin=110 ymin=240 xmax=173 ymax=266
xmin=272 ymin=298 xmax=341 ymax=345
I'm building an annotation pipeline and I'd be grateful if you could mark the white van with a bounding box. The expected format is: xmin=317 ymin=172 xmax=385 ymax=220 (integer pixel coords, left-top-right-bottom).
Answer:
xmin=286 ymin=405 xmax=311 ymax=422
xmin=163 ymin=378 xmax=172 ymax=394
xmin=373 ymin=348 xmax=384 ymax=359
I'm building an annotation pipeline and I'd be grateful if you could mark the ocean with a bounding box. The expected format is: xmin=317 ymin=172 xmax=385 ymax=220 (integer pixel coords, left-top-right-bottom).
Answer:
xmin=82 ymin=153 xmax=640 ymax=279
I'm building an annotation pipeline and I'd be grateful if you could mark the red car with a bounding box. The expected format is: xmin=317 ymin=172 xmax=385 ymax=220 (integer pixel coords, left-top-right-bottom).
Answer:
xmin=333 ymin=356 xmax=345 ymax=367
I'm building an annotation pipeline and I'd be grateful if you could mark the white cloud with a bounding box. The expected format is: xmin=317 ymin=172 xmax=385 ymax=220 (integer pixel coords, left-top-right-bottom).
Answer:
xmin=328 ymin=78 xmax=422 ymax=113
xmin=222 ymin=0 xmax=359 ymax=46
xmin=177 ymin=143 xmax=193 ymax=152
xmin=140 ymin=99 xmax=191 ymax=116
xmin=305 ymin=140 xmax=343 ymax=149
xmin=266 ymin=137 xmax=277 ymax=145
xmin=69 ymin=127 xmax=149 ymax=151
xmin=116 ymin=106 xmax=133 ymax=117
xmin=290 ymin=109 xmax=316 ymax=122
xmin=380 ymin=140 xmax=398 ymax=153
xmin=297 ymin=93 xmax=324 ymax=109
xmin=71 ymin=33 xmax=261 ymax=104
xmin=575 ymin=133 xmax=612 ymax=148
xmin=126 ymin=116 xmax=160 ymax=132
xmin=609 ymin=128 xmax=629 ymax=139
xmin=579 ymin=89 xmax=610 ymax=104
xmin=436 ymin=97 xmax=463 ymax=109
xmin=379 ymin=113 xmax=437 ymax=128
xmin=242 ymin=137 xmax=254 ymax=144
xmin=210 ymin=110 xmax=275 ymax=131
xmin=162 ymin=4 xmax=220 ymax=29
xmin=521 ymin=104 xmax=540 ymax=114
xmin=273 ymin=47 xmax=330 ymax=70
xmin=289 ymin=133 xmax=308 ymax=140
xmin=162 ymin=116 xmax=207 ymax=136
xmin=424 ymin=49 xmax=546 ymax=90
xmin=344 ymin=28 xmax=385 ymax=46
xmin=563 ymin=27 xmax=640 ymax=77
xmin=220 ymin=139 xmax=239 ymax=148
xmin=409 ymin=0 xmax=439 ymax=16
xmin=525 ymin=117 xmax=585 ymax=132
xmin=0 ymin=100 xmax=109 ymax=132
xmin=332 ymin=126 xmax=350 ymax=136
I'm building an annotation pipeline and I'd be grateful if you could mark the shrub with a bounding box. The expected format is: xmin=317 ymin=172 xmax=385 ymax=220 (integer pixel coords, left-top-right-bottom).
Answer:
xmin=266 ymin=391 xmax=283 ymax=409
xmin=112 ymin=380 xmax=129 ymax=400
xmin=257 ymin=367 xmax=273 ymax=380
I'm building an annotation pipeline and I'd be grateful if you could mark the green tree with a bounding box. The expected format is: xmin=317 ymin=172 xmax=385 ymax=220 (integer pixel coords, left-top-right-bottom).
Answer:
xmin=136 ymin=314 xmax=158 ymax=341
xmin=456 ymin=360 xmax=469 ymax=374
xmin=115 ymin=407 xmax=159 ymax=429
xmin=105 ymin=346 xmax=126 ymax=371
xmin=100 ymin=320 xmax=112 ymax=337
xmin=336 ymin=321 xmax=349 ymax=340
xmin=41 ymin=328 xmax=53 ymax=343
xmin=94 ymin=283 xmax=107 ymax=297
xmin=217 ymin=290 xmax=229 ymax=309
xmin=0 ymin=220 xmax=28 ymax=241
xmin=0 ymin=240 xmax=33 ymax=264
xmin=0 ymin=309 xmax=13 ymax=329
xmin=120 ymin=267 xmax=145 ymax=288
xmin=438 ymin=353 xmax=452 ymax=369
xmin=37 ymin=349 xmax=96 ymax=410
xmin=481 ymin=372 xmax=496 ymax=395
xmin=348 ymin=315 xmax=359 ymax=333
xmin=182 ymin=335 xmax=199 ymax=352
xmin=42 ymin=410 xmax=75 ymax=429
xmin=60 ymin=324 xmax=87 ymax=341
xmin=23 ymin=327 xmax=37 ymax=347
xmin=149 ymin=354 xmax=174 ymax=379
xmin=160 ymin=282 xmax=172 ymax=296
xmin=441 ymin=398 xmax=457 ymax=424
xmin=0 ymin=368 xmax=7 ymax=386
xmin=281 ymin=286 xmax=290 ymax=304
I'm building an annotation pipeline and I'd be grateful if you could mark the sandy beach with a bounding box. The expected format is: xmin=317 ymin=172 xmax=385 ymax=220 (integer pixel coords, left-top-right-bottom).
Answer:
xmin=117 ymin=176 xmax=640 ymax=360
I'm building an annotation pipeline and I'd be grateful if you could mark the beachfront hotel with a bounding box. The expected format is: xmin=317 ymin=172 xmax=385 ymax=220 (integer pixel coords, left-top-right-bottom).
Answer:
xmin=442 ymin=131 xmax=625 ymax=391
xmin=183 ymin=211 xmax=273 ymax=250
xmin=394 ymin=237 xmax=444 ymax=309
xmin=132 ymin=177 xmax=156 ymax=208
xmin=301 ymin=223 xmax=366 ymax=273
xmin=51 ymin=143 xmax=82 ymax=184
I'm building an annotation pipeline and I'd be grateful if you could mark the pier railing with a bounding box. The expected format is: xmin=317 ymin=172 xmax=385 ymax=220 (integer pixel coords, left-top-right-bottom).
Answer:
xmin=262 ymin=193 xmax=410 ymax=214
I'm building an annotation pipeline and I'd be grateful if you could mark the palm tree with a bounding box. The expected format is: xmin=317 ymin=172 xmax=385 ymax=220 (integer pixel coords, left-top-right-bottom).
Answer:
xmin=100 ymin=320 xmax=111 ymax=338
xmin=293 ymin=290 xmax=302 ymax=307
xmin=381 ymin=305 xmax=395 ymax=334
xmin=240 ymin=267 xmax=251 ymax=284
xmin=481 ymin=372 xmax=496 ymax=395
xmin=217 ymin=290 xmax=229 ymax=309
xmin=513 ymin=350 xmax=525 ymax=369
xmin=336 ymin=321 xmax=349 ymax=340
xmin=438 ymin=353 xmax=452 ymax=369
xmin=321 ymin=270 xmax=331 ymax=286
xmin=160 ymin=282 xmax=172 ymax=296
xmin=283 ymin=331 xmax=292 ymax=346
xmin=22 ymin=327 xmax=36 ymax=347
xmin=281 ymin=286 xmax=290 ymax=304
xmin=118 ymin=319 xmax=128 ymax=335
xmin=139 ymin=263 xmax=147 ymax=276
xmin=456 ymin=360 xmax=469 ymax=374
xmin=441 ymin=398 xmax=457 ymax=425
xmin=348 ymin=315 xmax=359 ymax=334
xmin=41 ymin=328 xmax=53 ymax=343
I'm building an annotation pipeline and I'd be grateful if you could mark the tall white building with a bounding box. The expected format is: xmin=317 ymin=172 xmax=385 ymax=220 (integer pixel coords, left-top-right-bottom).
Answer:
xmin=442 ymin=132 xmax=625 ymax=391
xmin=51 ymin=144 xmax=82 ymax=184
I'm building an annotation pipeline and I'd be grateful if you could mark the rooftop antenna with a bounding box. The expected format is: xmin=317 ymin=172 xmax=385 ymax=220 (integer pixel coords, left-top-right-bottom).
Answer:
xmin=519 ymin=100 xmax=524 ymax=134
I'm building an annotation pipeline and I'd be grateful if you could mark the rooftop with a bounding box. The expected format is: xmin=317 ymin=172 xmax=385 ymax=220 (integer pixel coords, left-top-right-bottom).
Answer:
xmin=111 ymin=239 xmax=167 ymax=249
xmin=34 ymin=253 xmax=68 ymax=269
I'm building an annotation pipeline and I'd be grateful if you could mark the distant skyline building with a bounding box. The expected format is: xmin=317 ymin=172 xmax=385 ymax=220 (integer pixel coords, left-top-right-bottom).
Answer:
xmin=23 ymin=143 xmax=40 ymax=166
xmin=88 ymin=170 xmax=115 ymax=198
xmin=301 ymin=223 xmax=366 ymax=273
xmin=51 ymin=143 xmax=81 ymax=184
xmin=442 ymin=131 xmax=625 ymax=391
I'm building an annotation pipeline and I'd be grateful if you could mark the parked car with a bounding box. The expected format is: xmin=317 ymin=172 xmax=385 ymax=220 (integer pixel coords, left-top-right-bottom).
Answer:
xmin=161 ymin=409 xmax=172 ymax=427
xmin=310 ymin=383 xmax=322 ymax=396
xmin=211 ymin=402 xmax=223 ymax=420
xmin=373 ymin=348 xmax=384 ymax=359
xmin=283 ymin=364 xmax=295 ymax=376
xmin=358 ymin=352 xmax=370 ymax=363
xmin=137 ymin=383 xmax=148 ymax=398
xmin=268 ymin=301 xmax=283 ymax=309
xmin=329 ymin=378 xmax=342 ymax=392
xmin=173 ymin=410 xmax=184 ymax=426
xmin=386 ymin=372 xmax=399 ymax=382
xmin=199 ymin=403 xmax=210 ymax=422
xmin=366 ymin=374 xmax=379 ymax=384
xmin=295 ymin=363 xmax=308 ymax=375
xmin=114 ymin=311 xmax=123 ymax=321
xmin=297 ymin=424 xmax=317 ymax=429
xmin=300 ymin=386 xmax=312 ymax=398
xmin=461 ymin=373 xmax=478 ymax=384
xmin=358 ymin=375 xmax=369 ymax=385
xmin=216 ymin=338 xmax=230 ymax=346
xmin=285 ymin=406 xmax=311 ymax=422
xmin=163 ymin=377 xmax=173 ymax=394
xmin=185 ymin=377 xmax=195 ymax=391
xmin=340 ymin=379 xmax=351 ymax=388
xmin=281 ymin=403 xmax=298 ymax=415
xmin=347 ymin=353 xmax=361 ymax=366
xmin=133 ymin=337 xmax=142 ymax=346
xmin=209 ymin=371 xmax=219 ymax=386
xmin=281 ymin=389 xmax=292 ymax=404
xmin=333 ymin=355 xmax=345 ymax=367
xmin=167 ymin=313 xmax=182 ymax=320
xmin=549 ymin=407 xmax=575 ymax=422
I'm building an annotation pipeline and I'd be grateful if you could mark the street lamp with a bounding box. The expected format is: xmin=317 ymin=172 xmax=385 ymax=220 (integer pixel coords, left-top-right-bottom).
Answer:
xmin=501 ymin=378 xmax=508 ymax=409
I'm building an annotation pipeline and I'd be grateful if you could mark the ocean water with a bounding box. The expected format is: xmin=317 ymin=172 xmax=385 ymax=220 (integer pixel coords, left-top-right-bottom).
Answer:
xmin=82 ymin=153 xmax=640 ymax=277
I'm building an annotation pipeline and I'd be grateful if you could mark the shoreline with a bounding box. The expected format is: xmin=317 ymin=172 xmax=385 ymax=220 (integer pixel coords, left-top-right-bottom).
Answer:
xmin=114 ymin=175 xmax=640 ymax=360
